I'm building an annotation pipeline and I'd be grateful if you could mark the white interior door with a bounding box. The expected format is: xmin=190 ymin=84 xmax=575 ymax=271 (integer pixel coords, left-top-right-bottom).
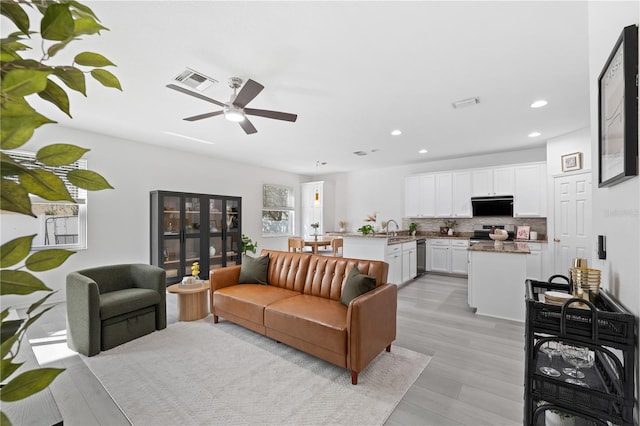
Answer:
xmin=553 ymin=172 xmax=592 ymax=274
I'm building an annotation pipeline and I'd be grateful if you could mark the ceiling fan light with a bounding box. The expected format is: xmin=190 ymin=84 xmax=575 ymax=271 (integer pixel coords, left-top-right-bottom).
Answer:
xmin=224 ymin=107 xmax=245 ymax=122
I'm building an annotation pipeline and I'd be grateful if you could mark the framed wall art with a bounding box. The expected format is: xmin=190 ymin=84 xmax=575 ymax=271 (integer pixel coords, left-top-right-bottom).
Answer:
xmin=598 ymin=24 xmax=638 ymax=187
xmin=561 ymin=152 xmax=582 ymax=172
xmin=516 ymin=225 xmax=530 ymax=240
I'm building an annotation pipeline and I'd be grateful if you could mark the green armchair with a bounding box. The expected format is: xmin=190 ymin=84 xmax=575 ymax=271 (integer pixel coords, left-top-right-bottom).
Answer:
xmin=66 ymin=264 xmax=166 ymax=356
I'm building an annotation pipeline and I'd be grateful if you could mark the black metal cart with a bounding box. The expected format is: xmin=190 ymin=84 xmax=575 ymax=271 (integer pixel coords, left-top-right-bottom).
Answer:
xmin=524 ymin=278 xmax=636 ymax=425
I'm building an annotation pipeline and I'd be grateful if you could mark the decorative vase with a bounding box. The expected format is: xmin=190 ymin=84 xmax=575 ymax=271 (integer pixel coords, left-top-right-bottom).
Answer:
xmin=210 ymin=246 xmax=216 ymax=256
xmin=448 ymin=228 xmax=454 ymax=236
xmin=411 ymin=231 xmax=416 ymax=237
xmin=339 ymin=227 xmax=345 ymax=233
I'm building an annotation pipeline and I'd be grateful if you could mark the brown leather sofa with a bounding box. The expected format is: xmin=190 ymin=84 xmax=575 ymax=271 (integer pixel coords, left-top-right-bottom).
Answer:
xmin=210 ymin=249 xmax=397 ymax=384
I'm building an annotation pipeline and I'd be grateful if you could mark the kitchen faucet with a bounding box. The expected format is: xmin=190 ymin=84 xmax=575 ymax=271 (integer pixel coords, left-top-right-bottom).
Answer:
xmin=386 ymin=219 xmax=399 ymax=236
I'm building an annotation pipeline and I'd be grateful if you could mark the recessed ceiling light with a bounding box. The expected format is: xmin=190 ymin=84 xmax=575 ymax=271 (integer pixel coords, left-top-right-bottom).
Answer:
xmin=530 ymin=100 xmax=548 ymax=108
xmin=419 ymin=149 xmax=428 ymax=154
xmin=353 ymin=151 xmax=367 ymax=156
xmin=391 ymin=129 xmax=402 ymax=136
xmin=528 ymin=132 xmax=541 ymax=138
xmin=164 ymin=131 xmax=216 ymax=145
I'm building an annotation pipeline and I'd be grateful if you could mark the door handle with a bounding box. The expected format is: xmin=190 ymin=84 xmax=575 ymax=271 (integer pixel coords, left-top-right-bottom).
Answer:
xmin=553 ymin=238 xmax=560 ymax=243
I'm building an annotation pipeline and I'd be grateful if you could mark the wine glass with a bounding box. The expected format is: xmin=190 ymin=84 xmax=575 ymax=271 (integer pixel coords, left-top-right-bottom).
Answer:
xmin=559 ymin=342 xmax=594 ymax=387
xmin=539 ymin=340 xmax=561 ymax=377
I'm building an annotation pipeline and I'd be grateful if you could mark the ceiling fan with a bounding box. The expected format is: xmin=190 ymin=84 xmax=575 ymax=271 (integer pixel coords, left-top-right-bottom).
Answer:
xmin=166 ymin=77 xmax=297 ymax=135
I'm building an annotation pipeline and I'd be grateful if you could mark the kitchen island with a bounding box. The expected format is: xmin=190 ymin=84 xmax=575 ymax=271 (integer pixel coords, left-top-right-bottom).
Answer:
xmin=468 ymin=241 xmax=530 ymax=322
xmin=341 ymin=234 xmax=417 ymax=285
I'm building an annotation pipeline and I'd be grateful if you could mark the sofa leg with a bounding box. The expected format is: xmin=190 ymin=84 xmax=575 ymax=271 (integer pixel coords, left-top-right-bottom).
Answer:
xmin=351 ymin=371 xmax=358 ymax=385
xmin=213 ymin=315 xmax=218 ymax=324
xmin=386 ymin=344 xmax=391 ymax=352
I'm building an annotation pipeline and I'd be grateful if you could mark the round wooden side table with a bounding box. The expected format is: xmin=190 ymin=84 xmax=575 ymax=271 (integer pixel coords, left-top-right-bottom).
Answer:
xmin=167 ymin=281 xmax=209 ymax=321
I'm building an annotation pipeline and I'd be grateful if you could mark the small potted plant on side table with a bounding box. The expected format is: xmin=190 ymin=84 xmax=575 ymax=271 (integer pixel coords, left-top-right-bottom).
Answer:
xmin=241 ymin=234 xmax=258 ymax=257
xmin=310 ymin=222 xmax=320 ymax=240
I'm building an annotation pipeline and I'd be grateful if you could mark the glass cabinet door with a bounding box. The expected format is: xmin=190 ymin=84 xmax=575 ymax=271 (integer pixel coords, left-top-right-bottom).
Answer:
xmin=209 ymin=198 xmax=224 ymax=270
xmin=162 ymin=195 xmax=182 ymax=280
xmin=225 ymin=198 xmax=241 ymax=266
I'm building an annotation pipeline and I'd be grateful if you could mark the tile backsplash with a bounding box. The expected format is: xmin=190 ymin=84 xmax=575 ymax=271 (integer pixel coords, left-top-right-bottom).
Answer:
xmin=402 ymin=217 xmax=547 ymax=238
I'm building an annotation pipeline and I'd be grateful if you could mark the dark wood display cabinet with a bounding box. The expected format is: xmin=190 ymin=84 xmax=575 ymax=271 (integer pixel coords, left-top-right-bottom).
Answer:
xmin=150 ymin=191 xmax=241 ymax=285
xmin=524 ymin=279 xmax=636 ymax=426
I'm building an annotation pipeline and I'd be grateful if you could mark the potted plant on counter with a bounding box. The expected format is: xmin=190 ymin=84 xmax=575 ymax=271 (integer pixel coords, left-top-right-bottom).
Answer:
xmin=409 ymin=222 xmax=418 ymax=236
xmin=357 ymin=224 xmax=375 ymax=236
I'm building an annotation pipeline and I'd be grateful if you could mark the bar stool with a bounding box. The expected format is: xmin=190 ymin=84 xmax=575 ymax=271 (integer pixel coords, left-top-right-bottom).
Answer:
xmin=331 ymin=237 xmax=343 ymax=257
xmin=288 ymin=237 xmax=304 ymax=252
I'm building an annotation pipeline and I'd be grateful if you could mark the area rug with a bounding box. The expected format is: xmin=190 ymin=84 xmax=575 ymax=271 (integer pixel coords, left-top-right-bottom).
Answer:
xmin=82 ymin=317 xmax=430 ymax=425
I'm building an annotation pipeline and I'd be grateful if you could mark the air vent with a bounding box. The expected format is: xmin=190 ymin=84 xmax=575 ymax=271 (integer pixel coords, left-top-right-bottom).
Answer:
xmin=173 ymin=68 xmax=218 ymax=91
xmin=452 ymin=97 xmax=480 ymax=109
xmin=353 ymin=151 xmax=368 ymax=156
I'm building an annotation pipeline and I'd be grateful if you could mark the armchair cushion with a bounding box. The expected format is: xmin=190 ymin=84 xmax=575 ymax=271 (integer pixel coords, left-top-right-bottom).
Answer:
xmin=100 ymin=288 xmax=162 ymax=320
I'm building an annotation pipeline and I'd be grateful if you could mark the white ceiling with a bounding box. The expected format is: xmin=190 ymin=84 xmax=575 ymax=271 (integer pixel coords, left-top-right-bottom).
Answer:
xmin=33 ymin=1 xmax=591 ymax=176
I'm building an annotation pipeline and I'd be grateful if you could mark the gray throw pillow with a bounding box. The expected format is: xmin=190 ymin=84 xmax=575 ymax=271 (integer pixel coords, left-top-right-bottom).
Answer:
xmin=340 ymin=266 xmax=376 ymax=306
xmin=239 ymin=254 xmax=269 ymax=284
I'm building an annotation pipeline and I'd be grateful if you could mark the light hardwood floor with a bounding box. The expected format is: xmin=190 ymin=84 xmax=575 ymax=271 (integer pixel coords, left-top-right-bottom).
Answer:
xmin=26 ymin=273 xmax=524 ymax=425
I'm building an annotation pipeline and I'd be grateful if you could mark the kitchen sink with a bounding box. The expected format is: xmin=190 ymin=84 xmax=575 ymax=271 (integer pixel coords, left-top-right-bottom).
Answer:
xmin=387 ymin=237 xmax=414 ymax=245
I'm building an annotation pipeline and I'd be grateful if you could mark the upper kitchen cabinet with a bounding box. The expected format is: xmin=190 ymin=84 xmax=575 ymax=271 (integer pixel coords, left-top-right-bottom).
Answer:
xmin=514 ymin=162 xmax=547 ymax=217
xmin=404 ymin=174 xmax=436 ymax=217
xmin=434 ymin=173 xmax=452 ymax=217
xmin=471 ymin=166 xmax=514 ymax=197
xmin=452 ymin=171 xmax=472 ymax=217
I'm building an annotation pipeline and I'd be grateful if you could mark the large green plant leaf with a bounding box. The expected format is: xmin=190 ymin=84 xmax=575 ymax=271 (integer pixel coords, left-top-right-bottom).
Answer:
xmin=67 ymin=169 xmax=114 ymax=190
xmin=41 ymin=4 xmax=74 ymax=41
xmin=74 ymin=52 xmax=114 ymax=67
xmin=0 ymin=179 xmax=34 ymax=217
xmin=0 ymin=2 xmax=30 ymax=34
xmin=0 ymin=368 xmax=65 ymax=402
xmin=19 ymin=169 xmax=75 ymax=202
xmin=69 ymin=1 xmax=99 ymax=20
xmin=26 ymin=292 xmax=57 ymax=316
xmin=0 ymin=270 xmax=51 ymax=295
xmin=90 ymin=69 xmax=122 ymax=90
xmin=0 ymin=154 xmax=29 ymax=177
xmin=52 ymin=66 xmax=86 ymax=96
xmin=0 ymin=334 xmax=18 ymax=359
xmin=0 ymin=360 xmax=23 ymax=383
xmin=1 ymin=70 xmax=51 ymax=98
xmin=0 ymin=98 xmax=56 ymax=150
xmin=37 ymin=144 xmax=89 ymax=167
xmin=0 ymin=235 xmax=36 ymax=268
xmin=73 ymin=17 xmax=108 ymax=36
xmin=46 ymin=38 xmax=75 ymax=58
xmin=37 ymin=78 xmax=71 ymax=117
xmin=25 ymin=250 xmax=75 ymax=272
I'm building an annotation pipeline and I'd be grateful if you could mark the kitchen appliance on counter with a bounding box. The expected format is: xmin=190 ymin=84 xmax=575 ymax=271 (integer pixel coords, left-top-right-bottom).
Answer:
xmin=471 ymin=196 xmax=514 ymax=217
xmin=469 ymin=224 xmax=515 ymax=246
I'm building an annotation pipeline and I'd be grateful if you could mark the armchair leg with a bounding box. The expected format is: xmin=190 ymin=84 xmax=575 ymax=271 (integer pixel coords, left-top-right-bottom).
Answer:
xmin=386 ymin=344 xmax=391 ymax=352
xmin=214 ymin=315 xmax=219 ymax=323
xmin=351 ymin=370 xmax=358 ymax=385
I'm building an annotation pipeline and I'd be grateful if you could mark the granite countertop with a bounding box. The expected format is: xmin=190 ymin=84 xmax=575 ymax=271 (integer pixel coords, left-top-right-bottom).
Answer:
xmin=468 ymin=241 xmax=531 ymax=254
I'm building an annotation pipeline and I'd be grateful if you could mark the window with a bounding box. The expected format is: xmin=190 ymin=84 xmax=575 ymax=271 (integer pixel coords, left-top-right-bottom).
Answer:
xmin=1 ymin=151 xmax=88 ymax=250
xmin=262 ymin=184 xmax=294 ymax=236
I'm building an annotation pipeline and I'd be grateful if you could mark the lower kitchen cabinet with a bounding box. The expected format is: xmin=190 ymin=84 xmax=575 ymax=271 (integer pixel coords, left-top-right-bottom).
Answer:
xmin=427 ymin=238 xmax=469 ymax=276
xmin=525 ymin=241 xmax=548 ymax=280
xmin=385 ymin=244 xmax=403 ymax=285
xmin=401 ymin=241 xmax=417 ymax=282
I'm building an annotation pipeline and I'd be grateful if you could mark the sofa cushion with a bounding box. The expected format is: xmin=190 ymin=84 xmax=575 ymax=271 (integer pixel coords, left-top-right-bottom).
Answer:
xmin=265 ymin=295 xmax=348 ymax=355
xmin=340 ymin=266 xmax=376 ymax=306
xmin=214 ymin=285 xmax=300 ymax=325
xmin=239 ymin=254 xmax=269 ymax=284
xmin=99 ymin=288 xmax=161 ymax=320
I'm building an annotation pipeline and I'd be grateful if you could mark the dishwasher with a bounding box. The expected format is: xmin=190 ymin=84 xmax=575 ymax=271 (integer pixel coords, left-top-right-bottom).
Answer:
xmin=416 ymin=239 xmax=426 ymax=275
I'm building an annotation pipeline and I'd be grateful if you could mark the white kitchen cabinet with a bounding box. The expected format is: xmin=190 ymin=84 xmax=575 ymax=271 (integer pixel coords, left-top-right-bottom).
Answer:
xmin=434 ymin=173 xmax=453 ymax=217
xmin=404 ymin=175 xmax=420 ymax=217
xmin=385 ymin=244 xmax=403 ymax=285
xmin=525 ymin=241 xmax=548 ymax=281
xmin=427 ymin=239 xmax=469 ymax=276
xmin=514 ymin=162 xmax=547 ymax=217
xmin=428 ymin=239 xmax=450 ymax=273
xmin=472 ymin=166 xmax=514 ymax=196
xmin=450 ymin=240 xmax=470 ymax=275
xmin=420 ymin=174 xmax=436 ymax=217
xmin=402 ymin=241 xmax=417 ymax=282
xmin=452 ymin=171 xmax=472 ymax=217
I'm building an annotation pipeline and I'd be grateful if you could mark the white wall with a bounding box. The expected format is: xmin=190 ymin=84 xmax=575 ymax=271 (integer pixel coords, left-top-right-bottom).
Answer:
xmin=2 ymin=126 xmax=306 ymax=309
xmin=546 ymin=127 xmax=592 ymax=176
xmin=587 ymin=2 xmax=639 ymax=315
xmin=322 ymin=146 xmax=546 ymax=232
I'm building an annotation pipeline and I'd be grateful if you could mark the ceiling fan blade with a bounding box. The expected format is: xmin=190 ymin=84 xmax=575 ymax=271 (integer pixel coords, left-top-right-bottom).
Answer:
xmin=239 ymin=117 xmax=257 ymax=134
xmin=232 ymin=79 xmax=264 ymax=108
xmin=183 ymin=111 xmax=224 ymax=121
xmin=166 ymin=84 xmax=226 ymax=107
xmin=244 ymin=108 xmax=298 ymax=122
